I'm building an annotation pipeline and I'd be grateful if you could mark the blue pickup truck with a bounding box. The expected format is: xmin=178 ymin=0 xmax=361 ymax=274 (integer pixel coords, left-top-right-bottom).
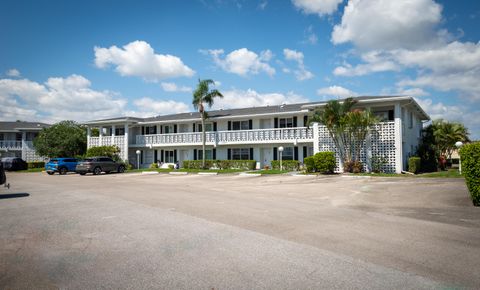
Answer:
xmin=45 ymin=158 xmax=78 ymax=175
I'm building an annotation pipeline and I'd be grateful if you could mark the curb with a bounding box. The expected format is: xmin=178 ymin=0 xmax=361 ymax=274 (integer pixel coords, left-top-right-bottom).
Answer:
xmin=197 ymin=172 xmax=218 ymax=175
xmin=169 ymin=171 xmax=188 ymax=175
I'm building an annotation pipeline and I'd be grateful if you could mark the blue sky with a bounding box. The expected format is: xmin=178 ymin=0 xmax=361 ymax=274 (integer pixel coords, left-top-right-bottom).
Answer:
xmin=1 ymin=0 xmax=479 ymax=138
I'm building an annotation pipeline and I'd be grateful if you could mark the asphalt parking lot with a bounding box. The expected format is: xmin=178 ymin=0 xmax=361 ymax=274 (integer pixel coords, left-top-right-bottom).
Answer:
xmin=1 ymin=172 xmax=479 ymax=289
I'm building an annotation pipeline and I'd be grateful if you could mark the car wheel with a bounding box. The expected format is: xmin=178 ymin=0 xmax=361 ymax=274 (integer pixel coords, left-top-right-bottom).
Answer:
xmin=59 ymin=167 xmax=67 ymax=175
xmin=79 ymin=172 xmax=86 ymax=175
xmin=118 ymin=166 xmax=125 ymax=173
xmin=93 ymin=167 xmax=102 ymax=175
xmin=47 ymin=171 xmax=55 ymax=175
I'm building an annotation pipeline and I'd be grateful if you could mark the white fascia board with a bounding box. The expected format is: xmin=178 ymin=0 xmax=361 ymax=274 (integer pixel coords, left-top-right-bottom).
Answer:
xmin=138 ymin=110 xmax=309 ymax=125
xmin=301 ymin=96 xmax=412 ymax=109
xmin=83 ymin=119 xmax=139 ymax=126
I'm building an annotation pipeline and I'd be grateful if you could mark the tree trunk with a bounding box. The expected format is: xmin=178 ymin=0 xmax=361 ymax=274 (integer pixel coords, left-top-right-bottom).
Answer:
xmin=201 ymin=114 xmax=206 ymax=169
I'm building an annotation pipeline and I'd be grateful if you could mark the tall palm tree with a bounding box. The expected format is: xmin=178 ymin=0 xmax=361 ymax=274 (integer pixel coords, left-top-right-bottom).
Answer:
xmin=433 ymin=119 xmax=469 ymax=162
xmin=192 ymin=79 xmax=223 ymax=169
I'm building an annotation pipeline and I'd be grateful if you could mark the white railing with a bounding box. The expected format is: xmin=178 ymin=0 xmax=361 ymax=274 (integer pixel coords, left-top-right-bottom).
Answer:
xmin=0 ymin=140 xmax=22 ymax=150
xmin=88 ymin=136 xmax=125 ymax=148
xmin=134 ymin=127 xmax=313 ymax=146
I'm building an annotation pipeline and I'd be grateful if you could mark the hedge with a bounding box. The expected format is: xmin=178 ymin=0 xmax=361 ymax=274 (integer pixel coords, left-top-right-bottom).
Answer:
xmin=271 ymin=160 xmax=300 ymax=171
xmin=408 ymin=157 xmax=421 ymax=174
xmin=304 ymin=156 xmax=315 ymax=173
xmin=304 ymin=152 xmax=336 ymax=174
xmin=459 ymin=143 xmax=480 ymax=206
xmin=86 ymin=145 xmax=121 ymax=161
xmin=314 ymin=152 xmax=336 ymax=174
xmin=183 ymin=160 xmax=256 ymax=170
xmin=28 ymin=161 xmax=45 ymax=169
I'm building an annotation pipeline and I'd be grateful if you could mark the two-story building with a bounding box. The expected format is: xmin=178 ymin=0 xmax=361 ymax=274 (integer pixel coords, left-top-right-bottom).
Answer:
xmin=84 ymin=96 xmax=429 ymax=173
xmin=0 ymin=121 xmax=50 ymax=161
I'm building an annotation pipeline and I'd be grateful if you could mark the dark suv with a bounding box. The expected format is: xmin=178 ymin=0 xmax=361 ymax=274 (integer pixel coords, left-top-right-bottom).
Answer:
xmin=76 ymin=157 xmax=125 ymax=175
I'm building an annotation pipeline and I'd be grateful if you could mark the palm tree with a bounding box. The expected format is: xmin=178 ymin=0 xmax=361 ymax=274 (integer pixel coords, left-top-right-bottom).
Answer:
xmin=309 ymin=98 xmax=357 ymax=164
xmin=432 ymin=119 xmax=469 ymax=163
xmin=192 ymin=79 xmax=223 ymax=169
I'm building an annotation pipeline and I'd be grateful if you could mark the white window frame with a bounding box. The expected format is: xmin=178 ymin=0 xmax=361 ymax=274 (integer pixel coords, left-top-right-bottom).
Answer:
xmin=281 ymin=147 xmax=294 ymax=160
xmin=198 ymin=149 xmax=213 ymax=160
xmin=165 ymin=150 xmax=175 ymax=163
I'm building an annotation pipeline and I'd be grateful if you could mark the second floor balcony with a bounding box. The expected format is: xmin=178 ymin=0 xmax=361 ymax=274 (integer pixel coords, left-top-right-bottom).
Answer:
xmin=134 ymin=127 xmax=314 ymax=147
xmin=0 ymin=140 xmax=23 ymax=150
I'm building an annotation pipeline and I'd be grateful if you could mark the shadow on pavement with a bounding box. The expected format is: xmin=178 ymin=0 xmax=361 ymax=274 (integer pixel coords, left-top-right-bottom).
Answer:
xmin=0 ymin=193 xmax=30 ymax=199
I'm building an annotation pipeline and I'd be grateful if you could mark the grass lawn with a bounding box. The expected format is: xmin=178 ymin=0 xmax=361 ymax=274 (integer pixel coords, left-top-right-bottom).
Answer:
xmin=250 ymin=169 xmax=289 ymax=174
xmin=126 ymin=168 xmax=245 ymax=174
xmin=14 ymin=168 xmax=45 ymax=173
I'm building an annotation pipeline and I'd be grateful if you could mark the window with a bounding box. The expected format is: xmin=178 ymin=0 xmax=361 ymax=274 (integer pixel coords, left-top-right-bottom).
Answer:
xmin=232 ymin=121 xmax=249 ymax=130
xmin=232 ymin=148 xmax=250 ymax=160
xmin=115 ymin=128 xmax=125 ymax=135
xmin=164 ymin=125 xmax=173 ymax=134
xmin=198 ymin=149 xmax=213 ymax=160
xmin=280 ymin=147 xmax=294 ymax=160
xmin=0 ymin=133 xmax=4 ymax=141
xmin=373 ymin=111 xmax=389 ymax=122
xmin=16 ymin=133 xmax=22 ymax=141
xmin=145 ymin=125 xmax=157 ymax=135
xmin=279 ymin=118 xmax=293 ymax=128
xmin=99 ymin=157 xmax=113 ymax=162
xmin=165 ymin=150 xmax=175 ymax=163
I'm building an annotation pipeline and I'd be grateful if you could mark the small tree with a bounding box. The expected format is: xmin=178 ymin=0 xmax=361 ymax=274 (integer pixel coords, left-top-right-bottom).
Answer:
xmin=309 ymin=98 xmax=378 ymax=172
xmin=33 ymin=120 xmax=87 ymax=158
xmin=192 ymin=79 xmax=223 ymax=169
xmin=85 ymin=145 xmax=121 ymax=161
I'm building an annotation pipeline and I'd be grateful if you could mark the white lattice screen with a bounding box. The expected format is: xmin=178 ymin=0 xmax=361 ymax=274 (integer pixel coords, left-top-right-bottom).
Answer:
xmin=316 ymin=122 xmax=397 ymax=173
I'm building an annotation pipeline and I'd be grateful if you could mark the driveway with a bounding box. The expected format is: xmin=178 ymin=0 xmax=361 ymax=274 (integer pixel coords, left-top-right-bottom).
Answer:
xmin=1 ymin=172 xmax=479 ymax=289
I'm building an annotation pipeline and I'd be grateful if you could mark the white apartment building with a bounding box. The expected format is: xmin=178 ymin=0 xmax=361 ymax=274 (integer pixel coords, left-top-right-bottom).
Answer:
xmin=0 ymin=121 xmax=50 ymax=161
xmin=84 ymin=96 xmax=430 ymax=173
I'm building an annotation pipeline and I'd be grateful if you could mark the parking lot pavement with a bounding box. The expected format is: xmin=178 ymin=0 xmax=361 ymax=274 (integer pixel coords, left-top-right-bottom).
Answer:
xmin=1 ymin=172 xmax=479 ymax=289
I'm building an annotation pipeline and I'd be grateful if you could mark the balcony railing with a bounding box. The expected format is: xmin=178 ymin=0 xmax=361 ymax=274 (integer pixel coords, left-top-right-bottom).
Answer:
xmin=0 ymin=140 xmax=22 ymax=150
xmin=134 ymin=127 xmax=313 ymax=146
xmin=88 ymin=136 xmax=125 ymax=147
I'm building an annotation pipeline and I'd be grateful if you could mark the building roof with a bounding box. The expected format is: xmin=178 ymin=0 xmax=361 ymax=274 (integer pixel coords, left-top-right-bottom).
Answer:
xmin=0 ymin=121 xmax=50 ymax=132
xmin=83 ymin=96 xmax=430 ymax=125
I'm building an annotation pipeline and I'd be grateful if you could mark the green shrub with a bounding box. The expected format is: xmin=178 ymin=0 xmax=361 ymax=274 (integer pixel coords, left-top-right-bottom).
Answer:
xmin=168 ymin=164 xmax=174 ymax=170
xmin=182 ymin=160 xmax=256 ymax=170
xmin=150 ymin=162 xmax=158 ymax=169
xmin=271 ymin=160 xmax=300 ymax=171
xmin=459 ymin=143 xmax=480 ymax=206
xmin=304 ymin=156 xmax=315 ymax=173
xmin=371 ymin=156 xmax=388 ymax=173
xmin=28 ymin=161 xmax=45 ymax=169
xmin=408 ymin=157 xmax=421 ymax=174
xmin=314 ymin=152 xmax=336 ymax=173
xmin=86 ymin=145 xmax=121 ymax=161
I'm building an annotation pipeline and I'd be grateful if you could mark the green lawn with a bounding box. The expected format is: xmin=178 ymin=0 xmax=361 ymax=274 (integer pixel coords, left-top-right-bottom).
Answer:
xmin=126 ymin=168 xmax=245 ymax=174
xmin=250 ymin=169 xmax=289 ymax=174
xmin=14 ymin=168 xmax=45 ymax=173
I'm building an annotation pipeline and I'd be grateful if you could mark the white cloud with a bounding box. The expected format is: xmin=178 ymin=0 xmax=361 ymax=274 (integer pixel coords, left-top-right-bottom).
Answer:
xmin=6 ymin=69 xmax=20 ymax=77
xmin=316 ymin=85 xmax=357 ymax=98
xmin=132 ymin=98 xmax=189 ymax=116
xmin=292 ymin=0 xmax=343 ymax=16
xmin=303 ymin=25 xmax=318 ymax=45
xmin=160 ymin=82 xmax=192 ymax=93
xmin=258 ymin=0 xmax=268 ymax=10
xmin=332 ymin=0 xmax=443 ymax=50
xmin=204 ymin=48 xmax=275 ymax=77
xmin=415 ymin=98 xmax=480 ymax=139
xmin=94 ymin=40 xmax=195 ymax=82
xmin=0 ymin=75 xmax=127 ymax=122
xmin=211 ymin=89 xmax=309 ymax=109
xmin=283 ymin=48 xmax=314 ymax=81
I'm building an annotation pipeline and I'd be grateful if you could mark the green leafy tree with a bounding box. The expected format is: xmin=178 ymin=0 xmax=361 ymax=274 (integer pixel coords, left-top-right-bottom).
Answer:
xmin=33 ymin=120 xmax=87 ymax=158
xmin=192 ymin=79 xmax=223 ymax=169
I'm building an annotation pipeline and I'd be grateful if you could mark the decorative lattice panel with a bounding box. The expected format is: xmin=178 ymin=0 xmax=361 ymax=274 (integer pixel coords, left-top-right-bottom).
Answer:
xmin=316 ymin=122 xmax=396 ymax=173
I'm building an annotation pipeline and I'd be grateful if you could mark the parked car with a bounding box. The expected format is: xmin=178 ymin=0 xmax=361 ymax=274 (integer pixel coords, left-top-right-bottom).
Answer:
xmin=45 ymin=158 xmax=78 ymax=175
xmin=1 ymin=157 xmax=28 ymax=171
xmin=75 ymin=157 xmax=125 ymax=175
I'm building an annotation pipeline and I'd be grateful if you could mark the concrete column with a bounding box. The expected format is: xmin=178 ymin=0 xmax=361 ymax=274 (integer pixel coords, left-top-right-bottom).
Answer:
xmin=313 ymin=122 xmax=319 ymax=154
xmin=365 ymin=132 xmax=372 ymax=173
xmin=111 ymin=125 xmax=116 ymax=145
xmin=124 ymin=124 xmax=129 ymax=162
xmin=21 ymin=131 xmax=26 ymax=160
xmin=87 ymin=127 xmax=91 ymax=148
xmin=394 ymin=103 xmax=403 ymax=173
xmin=99 ymin=126 xmax=103 ymax=146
